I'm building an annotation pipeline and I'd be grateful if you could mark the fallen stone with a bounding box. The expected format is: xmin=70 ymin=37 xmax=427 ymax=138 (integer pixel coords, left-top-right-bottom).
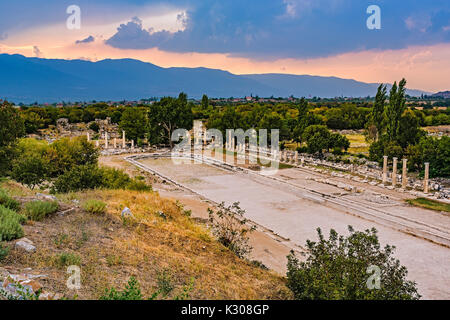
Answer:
xmin=36 ymin=193 xmax=57 ymax=201
xmin=15 ymin=238 xmax=36 ymax=253
xmin=121 ymin=207 xmax=134 ymax=218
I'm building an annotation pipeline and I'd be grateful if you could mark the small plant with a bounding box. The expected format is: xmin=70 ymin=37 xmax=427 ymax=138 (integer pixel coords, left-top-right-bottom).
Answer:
xmin=106 ymin=254 xmax=122 ymax=267
xmin=82 ymin=199 xmax=107 ymax=214
xmin=0 ymin=189 xmax=20 ymax=211
xmin=157 ymin=269 xmax=174 ymax=297
xmin=127 ymin=179 xmax=151 ymax=192
xmin=55 ymin=252 xmax=81 ymax=267
xmin=0 ymin=242 xmax=9 ymax=261
xmin=24 ymin=200 xmax=59 ymax=221
xmin=0 ymin=204 xmax=25 ymax=241
xmin=100 ymin=277 xmax=143 ymax=300
xmin=0 ymin=279 xmax=41 ymax=300
xmin=208 ymin=202 xmax=256 ymax=258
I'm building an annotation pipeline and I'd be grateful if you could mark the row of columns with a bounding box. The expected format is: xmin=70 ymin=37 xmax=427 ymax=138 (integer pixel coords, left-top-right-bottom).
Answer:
xmin=382 ymin=155 xmax=430 ymax=193
xmin=87 ymin=131 xmax=134 ymax=149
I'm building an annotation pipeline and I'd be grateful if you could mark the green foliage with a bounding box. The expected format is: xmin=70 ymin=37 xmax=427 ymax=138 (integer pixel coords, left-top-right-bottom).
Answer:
xmin=0 ymin=189 xmax=20 ymax=211
xmin=0 ymin=204 xmax=25 ymax=241
xmin=11 ymin=155 xmax=48 ymax=189
xmin=82 ymin=199 xmax=107 ymax=214
xmin=302 ymin=125 xmax=349 ymax=154
xmin=100 ymin=275 xmax=194 ymax=300
xmin=52 ymin=164 xmax=104 ymax=193
xmin=88 ymin=122 xmax=99 ymax=133
xmin=55 ymin=252 xmax=81 ymax=267
xmin=119 ymin=107 xmax=148 ymax=144
xmin=0 ymin=242 xmax=9 ymax=261
xmin=148 ymin=93 xmax=193 ymax=146
xmin=208 ymin=202 xmax=255 ymax=258
xmin=406 ymin=136 xmax=450 ymax=177
xmin=370 ymin=84 xmax=387 ymax=139
xmin=0 ymin=101 xmax=25 ymax=175
xmin=24 ymin=200 xmax=59 ymax=221
xmin=286 ymin=226 xmax=420 ymax=300
xmin=100 ymin=277 xmax=143 ymax=300
xmin=385 ymin=79 xmax=407 ymax=142
xmin=126 ymin=179 xmax=152 ymax=192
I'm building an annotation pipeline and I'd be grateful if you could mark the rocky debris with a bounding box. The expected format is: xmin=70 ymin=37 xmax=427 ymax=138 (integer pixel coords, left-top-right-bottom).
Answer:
xmin=121 ymin=207 xmax=134 ymax=218
xmin=36 ymin=193 xmax=58 ymax=201
xmin=15 ymin=238 xmax=36 ymax=253
xmin=0 ymin=272 xmax=58 ymax=300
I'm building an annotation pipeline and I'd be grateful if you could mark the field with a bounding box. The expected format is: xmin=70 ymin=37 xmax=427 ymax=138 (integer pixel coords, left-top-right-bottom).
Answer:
xmin=345 ymin=133 xmax=370 ymax=155
xmin=407 ymin=198 xmax=450 ymax=213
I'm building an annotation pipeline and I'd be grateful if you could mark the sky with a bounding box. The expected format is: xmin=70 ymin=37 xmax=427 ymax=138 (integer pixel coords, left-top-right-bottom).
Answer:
xmin=0 ymin=0 xmax=449 ymax=92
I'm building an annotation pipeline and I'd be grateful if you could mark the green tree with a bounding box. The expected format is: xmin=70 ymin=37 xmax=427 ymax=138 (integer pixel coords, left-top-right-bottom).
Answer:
xmin=370 ymin=84 xmax=387 ymax=140
xmin=11 ymin=155 xmax=48 ymax=189
xmin=201 ymin=94 xmax=209 ymax=110
xmin=385 ymin=79 xmax=407 ymax=142
xmin=286 ymin=226 xmax=420 ymax=300
xmin=0 ymin=101 xmax=25 ymax=175
xmin=148 ymin=93 xmax=193 ymax=147
xmin=119 ymin=107 xmax=148 ymax=144
xmin=302 ymin=125 xmax=331 ymax=154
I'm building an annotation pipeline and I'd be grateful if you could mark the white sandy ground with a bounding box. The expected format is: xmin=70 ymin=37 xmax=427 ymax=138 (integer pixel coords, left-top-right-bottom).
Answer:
xmin=136 ymin=158 xmax=450 ymax=299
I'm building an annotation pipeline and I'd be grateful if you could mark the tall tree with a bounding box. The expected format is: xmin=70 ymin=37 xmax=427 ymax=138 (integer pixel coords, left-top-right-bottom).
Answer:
xmin=0 ymin=101 xmax=25 ymax=175
xmin=371 ymin=84 xmax=387 ymax=140
xmin=385 ymin=79 xmax=407 ymax=142
xmin=148 ymin=93 xmax=193 ymax=147
xmin=201 ymin=94 xmax=209 ymax=110
xmin=119 ymin=107 xmax=149 ymax=144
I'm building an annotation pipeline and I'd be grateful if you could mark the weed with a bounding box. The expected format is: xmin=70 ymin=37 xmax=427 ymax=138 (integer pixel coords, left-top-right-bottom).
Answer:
xmin=25 ymin=200 xmax=59 ymax=221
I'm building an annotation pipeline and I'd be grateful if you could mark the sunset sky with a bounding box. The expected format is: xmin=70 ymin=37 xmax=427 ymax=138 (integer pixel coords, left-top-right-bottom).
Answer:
xmin=0 ymin=0 xmax=449 ymax=92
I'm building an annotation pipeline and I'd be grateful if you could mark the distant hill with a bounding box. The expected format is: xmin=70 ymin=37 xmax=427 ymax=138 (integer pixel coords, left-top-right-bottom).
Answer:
xmin=431 ymin=91 xmax=450 ymax=99
xmin=0 ymin=54 xmax=429 ymax=103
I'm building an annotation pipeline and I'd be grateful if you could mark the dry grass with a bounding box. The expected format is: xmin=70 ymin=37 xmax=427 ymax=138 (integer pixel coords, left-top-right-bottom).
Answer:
xmin=345 ymin=134 xmax=370 ymax=155
xmin=1 ymin=181 xmax=290 ymax=300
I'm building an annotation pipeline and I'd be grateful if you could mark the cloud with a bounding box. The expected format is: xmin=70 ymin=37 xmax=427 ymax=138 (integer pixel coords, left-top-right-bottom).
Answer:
xmin=75 ymin=35 xmax=95 ymax=44
xmin=0 ymin=32 xmax=7 ymax=40
xmin=33 ymin=45 xmax=43 ymax=58
xmin=103 ymin=0 xmax=450 ymax=59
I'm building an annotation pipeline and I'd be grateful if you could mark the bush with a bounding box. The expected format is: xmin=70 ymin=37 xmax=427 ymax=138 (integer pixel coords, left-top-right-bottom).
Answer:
xmin=127 ymin=179 xmax=152 ymax=192
xmin=82 ymin=199 xmax=106 ymax=214
xmin=52 ymin=165 xmax=104 ymax=193
xmin=207 ymin=202 xmax=255 ymax=258
xmin=100 ymin=277 xmax=143 ymax=300
xmin=0 ymin=189 xmax=20 ymax=211
xmin=0 ymin=204 xmax=25 ymax=241
xmin=286 ymin=226 xmax=420 ymax=300
xmin=24 ymin=200 xmax=59 ymax=221
xmin=55 ymin=252 xmax=81 ymax=267
xmin=0 ymin=242 xmax=9 ymax=261
xmin=11 ymin=155 xmax=48 ymax=189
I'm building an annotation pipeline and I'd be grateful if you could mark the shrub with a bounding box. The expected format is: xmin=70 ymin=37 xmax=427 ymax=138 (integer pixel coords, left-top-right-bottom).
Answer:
xmin=11 ymin=155 xmax=48 ymax=189
xmin=25 ymin=200 xmax=59 ymax=221
xmin=0 ymin=189 xmax=20 ymax=211
xmin=100 ymin=277 xmax=143 ymax=300
xmin=82 ymin=199 xmax=106 ymax=214
xmin=286 ymin=226 xmax=420 ymax=300
xmin=0 ymin=242 xmax=9 ymax=261
xmin=208 ymin=202 xmax=255 ymax=258
xmin=55 ymin=252 xmax=81 ymax=267
xmin=0 ymin=204 xmax=25 ymax=241
xmin=127 ymin=179 xmax=152 ymax=192
xmin=52 ymin=165 xmax=104 ymax=193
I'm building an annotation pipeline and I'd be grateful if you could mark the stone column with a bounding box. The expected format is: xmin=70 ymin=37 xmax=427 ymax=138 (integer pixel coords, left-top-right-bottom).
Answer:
xmin=382 ymin=156 xmax=388 ymax=184
xmin=294 ymin=151 xmax=298 ymax=165
xmin=114 ymin=138 xmax=117 ymax=149
xmin=95 ymin=140 xmax=99 ymax=148
xmin=131 ymin=139 xmax=134 ymax=149
xmin=424 ymin=162 xmax=430 ymax=194
xmin=392 ymin=157 xmax=398 ymax=186
xmin=105 ymin=132 xmax=108 ymax=149
xmin=87 ymin=132 xmax=90 ymax=142
xmin=122 ymin=131 xmax=126 ymax=149
xmin=402 ymin=159 xmax=408 ymax=189
xmin=301 ymin=156 xmax=305 ymax=166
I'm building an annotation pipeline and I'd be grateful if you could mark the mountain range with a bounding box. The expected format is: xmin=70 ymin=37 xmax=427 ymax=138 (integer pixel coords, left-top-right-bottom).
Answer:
xmin=0 ymin=53 xmax=430 ymax=103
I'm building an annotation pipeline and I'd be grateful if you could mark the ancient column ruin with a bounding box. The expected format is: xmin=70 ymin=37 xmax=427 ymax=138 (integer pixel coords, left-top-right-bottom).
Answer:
xmin=392 ymin=157 xmax=398 ymax=186
xmin=122 ymin=131 xmax=126 ymax=149
xmin=402 ymin=158 xmax=408 ymax=189
xmin=382 ymin=155 xmax=388 ymax=184
xmin=424 ymin=162 xmax=430 ymax=194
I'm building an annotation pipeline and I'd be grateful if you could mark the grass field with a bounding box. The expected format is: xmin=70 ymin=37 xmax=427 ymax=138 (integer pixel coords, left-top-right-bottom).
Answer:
xmin=345 ymin=134 xmax=370 ymax=155
xmin=406 ymin=197 xmax=450 ymax=213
